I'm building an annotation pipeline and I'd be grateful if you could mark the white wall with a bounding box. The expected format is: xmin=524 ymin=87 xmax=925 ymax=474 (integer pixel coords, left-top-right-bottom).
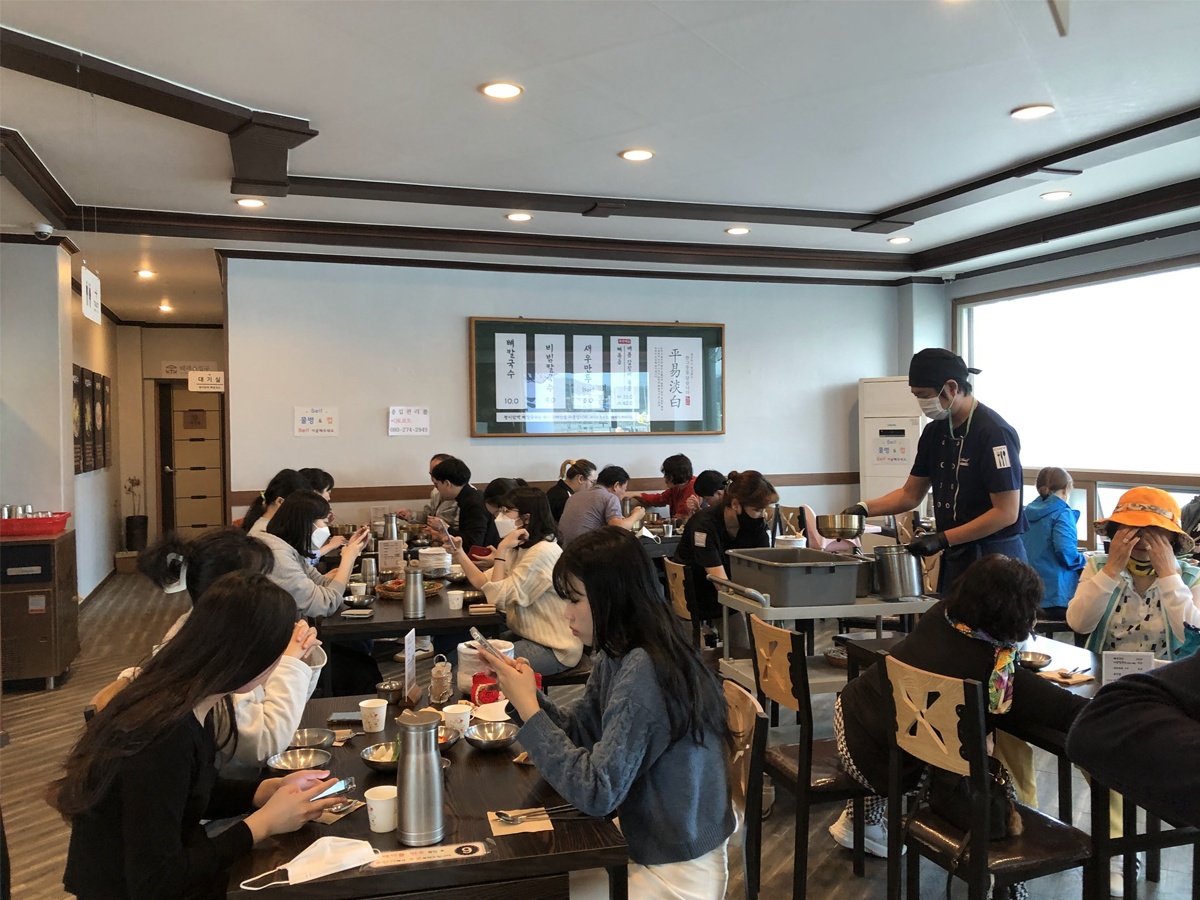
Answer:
xmin=141 ymin=328 xmax=225 ymax=377
xmin=116 ymin=326 xmax=144 ymax=519
xmin=226 ymin=258 xmax=899 ymax=517
xmin=897 ymin=281 xmax=950 ymax=369
xmin=72 ymin=295 xmax=122 ymax=597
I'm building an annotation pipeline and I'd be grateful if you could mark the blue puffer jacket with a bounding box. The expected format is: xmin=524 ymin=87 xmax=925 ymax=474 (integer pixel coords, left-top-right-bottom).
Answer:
xmin=1021 ymin=495 xmax=1087 ymax=609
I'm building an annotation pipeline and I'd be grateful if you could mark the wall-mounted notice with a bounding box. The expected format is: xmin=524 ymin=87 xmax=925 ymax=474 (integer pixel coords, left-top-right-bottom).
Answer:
xmin=1101 ymin=651 xmax=1155 ymax=685
xmin=648 ymin=337 xmax=702 ymax=421
xmin=389 ymin=406 xmax=430 ymax=436
xmin=162 ymin=360 xmax=218 ymax=378
xmin=188 ymin=371 xmax=225 ymax=392
xmin=295 ymin=406 xmax=338 ymax=437
xmin=470 ymin=318 xmax=724 ymax=437
xmin=494 ymin=333 xmax=527 ymax=412
xmin=81 ymin=266 xmax=102 ymax=324
xmin=72 ymin=365 xmax=83 ymax=474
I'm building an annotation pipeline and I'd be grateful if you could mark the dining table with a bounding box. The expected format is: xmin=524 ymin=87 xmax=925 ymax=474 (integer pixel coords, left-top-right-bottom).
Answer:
xmin=228 ymin=694 xmax=628 ymax=900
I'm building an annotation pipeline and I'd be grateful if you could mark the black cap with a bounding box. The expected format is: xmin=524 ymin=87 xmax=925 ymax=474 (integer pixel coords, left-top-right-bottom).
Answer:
xmin=908 ymin=348 xmax=980 ymax=390
xmin=694 ymin=470 xmax=728 ymax=498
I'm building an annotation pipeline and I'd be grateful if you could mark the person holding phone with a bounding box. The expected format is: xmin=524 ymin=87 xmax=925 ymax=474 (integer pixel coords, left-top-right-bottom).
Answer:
xmin=426 ymin=457 xmax=498 ymax=554
xmin=480 ymin=527 xmax=734 ymax=900
xmin=55 ymin=572 xmax=346 ymax=900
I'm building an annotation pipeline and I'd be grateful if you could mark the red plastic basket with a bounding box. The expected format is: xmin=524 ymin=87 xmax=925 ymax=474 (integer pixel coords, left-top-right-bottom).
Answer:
xmin=0 ymin=512 xmax=72 ymax=537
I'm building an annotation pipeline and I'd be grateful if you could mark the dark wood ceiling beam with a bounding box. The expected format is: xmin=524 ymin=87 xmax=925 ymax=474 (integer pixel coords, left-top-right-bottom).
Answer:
xmin=865 ymin=105 xmax=1200 ymax=227
xmin=0 ymin=27 xmax=317 ymax=196
xmin=913 ymin=177 xmax=1200 ymax=270
xmin=83 ymin=207 xmax=914 ymax=272
xmin=0 ymin=127 xmax=79 ymax=228
xmin=285 ymin=175 xmax=893 ymax=231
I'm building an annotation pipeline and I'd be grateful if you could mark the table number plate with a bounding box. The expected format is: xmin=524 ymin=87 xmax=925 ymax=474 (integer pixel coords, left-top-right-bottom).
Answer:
xmin=369 ymin=842 xmax=490 ymax=868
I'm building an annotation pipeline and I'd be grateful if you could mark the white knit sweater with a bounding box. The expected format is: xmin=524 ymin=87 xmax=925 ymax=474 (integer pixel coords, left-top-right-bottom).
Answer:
xmin=481 ymin=540 xmax=583 ymax=667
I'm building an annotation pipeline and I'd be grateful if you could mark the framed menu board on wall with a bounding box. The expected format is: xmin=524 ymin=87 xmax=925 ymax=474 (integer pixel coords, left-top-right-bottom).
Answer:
xmin=469 ymin=317 xmax=724 ymax=437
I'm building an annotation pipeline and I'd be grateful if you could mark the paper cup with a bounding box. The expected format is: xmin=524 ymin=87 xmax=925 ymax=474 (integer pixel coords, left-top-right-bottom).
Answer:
xmin=443 ymin=703 xmax=472 ymax=734
xmin=447 ymin=590 xmax=464 ymax=610
xmin=349 ymin=583 xmax=367 ymax=597
xmin=365 ymin=785 xmax=398 ymax=833
xmin=360 ymin=698 xmax=388 ymax=733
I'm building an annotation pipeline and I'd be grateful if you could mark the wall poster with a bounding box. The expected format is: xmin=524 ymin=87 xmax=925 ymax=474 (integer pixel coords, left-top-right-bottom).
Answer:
xmin=81 ymin=369 xmax=95 ymax=472
xmin=72 ymin=365 xmax=83 ymax=474
xmin=102 ymin=376 xmax=113 ymax=468
xmin=469 ymin=318 xmax=724 ymax=437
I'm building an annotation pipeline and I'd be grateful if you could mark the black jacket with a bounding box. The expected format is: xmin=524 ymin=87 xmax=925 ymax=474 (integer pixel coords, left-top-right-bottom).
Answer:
xmin=546 ymin=480 xmax=573 ymax=523
xmin=453 ymin=483 xmax=499 ymax=553
xmin=1067 ymin=649 xmax=1200 ymax=827
xmin=839 ymin=602 xmax=1086 ymax=793
xmin=64 ymin=713 xmax=260 ymax=900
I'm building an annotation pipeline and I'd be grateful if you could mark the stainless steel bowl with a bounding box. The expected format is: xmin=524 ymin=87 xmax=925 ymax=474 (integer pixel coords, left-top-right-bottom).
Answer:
xmin=267 ymin=748 xmax=331 ymax=772
xmin=423 ymin=567 xmax=451 ymax=579
xmin=1018 ymin=651 xmax=1052 ymax=671
xmin=343 ymin=594 xmax=376 ymax=609
xmin=438 ymin=725 xmax=462 ymax=753
xmin=815 ymin=514 xmax=865 ymax=540
xmin=376 ymin=680 xmax=406 ymax=703
xmin=288 ymin=728 xmax=335 ymax=750
xmin=361 ymin=742 xmax=398 ymax=773
xmin=463 ymin=721 xmax=519 ymax=750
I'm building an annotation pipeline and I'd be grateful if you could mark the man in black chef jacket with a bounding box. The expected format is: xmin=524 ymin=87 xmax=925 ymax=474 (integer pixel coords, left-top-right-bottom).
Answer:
xmin=847 ymin=348 xmax=1027 ymax=593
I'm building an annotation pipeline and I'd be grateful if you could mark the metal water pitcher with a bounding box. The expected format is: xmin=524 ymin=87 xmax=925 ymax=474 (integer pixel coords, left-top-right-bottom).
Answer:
xmin=383 ymin=512 xmax=400 ymax=542
xmin=396 ymin=709 xmax=445 ymax=846
xmin=403 ymin=560 xmax=425 ymax=619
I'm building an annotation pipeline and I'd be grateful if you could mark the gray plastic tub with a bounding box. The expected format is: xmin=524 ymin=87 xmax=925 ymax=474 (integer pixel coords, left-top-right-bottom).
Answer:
xmin=726 ymin=547 xmax=861 ymax=607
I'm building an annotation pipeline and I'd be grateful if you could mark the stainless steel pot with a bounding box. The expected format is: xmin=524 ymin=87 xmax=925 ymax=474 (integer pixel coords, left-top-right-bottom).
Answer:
xmin=815 ymin=514 xmax=865 ymax=540
xmin=873 ymin=545 xmax=924 ymax=599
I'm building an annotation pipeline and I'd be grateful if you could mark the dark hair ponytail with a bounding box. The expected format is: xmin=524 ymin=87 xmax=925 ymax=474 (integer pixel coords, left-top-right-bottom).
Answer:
xmin=242 ymin=469 xmax=309 ymax=531
xmin=1035 ymin=466 xmax=1072 ymax=500
xmin=140 ymin=528 xmax=274 ymax=603
xmin=721 ymin=470 xmax=779 ymax=510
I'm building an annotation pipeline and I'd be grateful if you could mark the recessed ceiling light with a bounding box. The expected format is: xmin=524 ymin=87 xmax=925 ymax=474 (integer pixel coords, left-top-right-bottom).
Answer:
xmin=620 ymin=149 xmax=654 ymax=161
xmin=159 ymin=300 xmax=172 ymax=312
xmin=480 ymin=83 xmax=523 ymax=99
xmin=1010 ymin=105 xmax=1056 ymax=120
xmin=136 ymin=269 xmax=155 ymax=278
xmin=888 ymin=236 xmax=912 ymax=245
xmin=236 ymin=198 xmax=265 ymax=208
xmin=1040 ymin=190 xmax=1073 ymax=201
xmin=506 ymin=213 xmax=533 ymax=222
xmin=725 ymin=227 xmax=750 ymax=235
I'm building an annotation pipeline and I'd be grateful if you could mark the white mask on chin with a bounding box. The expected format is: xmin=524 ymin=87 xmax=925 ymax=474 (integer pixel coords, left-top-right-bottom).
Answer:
xmin=917 ymin=385 xmax=952 ymax=421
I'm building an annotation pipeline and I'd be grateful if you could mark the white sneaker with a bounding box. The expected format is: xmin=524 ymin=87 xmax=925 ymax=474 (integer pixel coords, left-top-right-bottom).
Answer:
xmin=1110 ymin=856 xmax=1140 ymax=897
xmin=829 ymin=809 xmax=900 ymax=858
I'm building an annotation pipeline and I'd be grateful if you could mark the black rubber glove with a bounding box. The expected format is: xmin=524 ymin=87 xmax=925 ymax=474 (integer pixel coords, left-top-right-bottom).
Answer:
xmin=908 ymin=532 xmax=950 ymax=557
xmin=841 ymin=503 xmax=868 ymax=516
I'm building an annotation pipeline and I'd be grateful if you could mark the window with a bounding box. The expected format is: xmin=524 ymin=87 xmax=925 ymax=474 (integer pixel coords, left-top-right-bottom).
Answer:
xmin=960 ymin=266 xmax=1200 ymax=475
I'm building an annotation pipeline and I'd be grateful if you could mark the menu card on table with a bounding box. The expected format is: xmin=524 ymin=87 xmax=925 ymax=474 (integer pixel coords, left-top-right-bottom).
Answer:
xmin=1101 ymin=651 xmax=1155 ymax=685
xmin=378 ymin=539 xmax=405 ymax=574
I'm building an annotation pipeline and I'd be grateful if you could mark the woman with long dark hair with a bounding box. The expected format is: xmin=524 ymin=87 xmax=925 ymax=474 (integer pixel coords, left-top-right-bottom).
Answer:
xmin=449 ymin=487 xmax=582 ymax=675
xmin=108 ymin=529 xmax=328 ymax=767
xmin=258 ymin=491 xmax=368 ymax=617
xmin=546 ymin=459 xmax=597 ymax=522
xmin=56 ymin=572 xmax=345 ymax=900
xmin=299 ymin=468 xmax=347 ymax=561
xmin=481 ymin=527 xmax=734 ymax=899
xmin=241 ymin=469 xmax=309 ymax=534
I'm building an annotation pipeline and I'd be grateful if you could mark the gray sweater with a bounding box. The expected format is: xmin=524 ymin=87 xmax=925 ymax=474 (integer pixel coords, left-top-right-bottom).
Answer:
xmin=257 ymin=531 xmax=346 ymax=618
xmin=516 ymin=648 xmax=734 ymax=866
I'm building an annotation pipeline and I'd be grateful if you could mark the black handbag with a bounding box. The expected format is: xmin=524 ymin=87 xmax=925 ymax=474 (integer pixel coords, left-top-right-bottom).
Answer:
xmin=925 ymin=756 xmax=1016 ymax=840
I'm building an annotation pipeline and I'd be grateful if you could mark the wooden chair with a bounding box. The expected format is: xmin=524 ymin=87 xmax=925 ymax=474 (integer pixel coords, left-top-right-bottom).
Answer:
xmin=878 ymin=653 xmax=1092 ymax=900
xmin=747 ymin=615 xmax=871 ymax=900
xmin=664 ymin=558 xmax=703 ymax=648
xmin=724 ymin=680 xmax=769 ymax=900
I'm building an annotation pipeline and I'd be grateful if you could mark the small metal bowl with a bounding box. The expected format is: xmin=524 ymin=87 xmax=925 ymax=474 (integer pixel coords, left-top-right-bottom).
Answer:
xmin=343 ymin=594 xmax=376 ymax=609
xmin=267 ymin=748 xmax=331 ymax=772
xmin=815 ymin=514 xmax=865 ymax=540
xmin=423 ymin=567 xmax=451 ymax=579
xmin=376 ymin=680 xmax=406 ymax=703
xmin=438 ymin=725 xmax=461 ymax=753
xmin=361 ymin=742 xmax=398 ymax=773
xmin=463 ymin=721 xmax=519 ymax=751
xmin=1018 ymin=651 xmax=1052 ymax=671
xmin=289 ymin=728 xmax=335 ymax=750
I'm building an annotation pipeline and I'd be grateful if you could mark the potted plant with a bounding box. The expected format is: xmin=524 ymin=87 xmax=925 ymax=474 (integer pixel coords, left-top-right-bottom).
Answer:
xmin=124 ymin=476 xmax=148 ymax=551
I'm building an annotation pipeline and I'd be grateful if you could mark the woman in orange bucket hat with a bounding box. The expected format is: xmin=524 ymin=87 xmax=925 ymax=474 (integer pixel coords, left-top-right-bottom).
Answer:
xmin=1067 ymin=487 xmax=1198 ymax=660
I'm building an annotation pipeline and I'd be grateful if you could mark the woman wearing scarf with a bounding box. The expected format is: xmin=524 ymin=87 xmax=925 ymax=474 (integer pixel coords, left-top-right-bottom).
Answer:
xmin=829 ymin=555 xmax=1085 ymax=859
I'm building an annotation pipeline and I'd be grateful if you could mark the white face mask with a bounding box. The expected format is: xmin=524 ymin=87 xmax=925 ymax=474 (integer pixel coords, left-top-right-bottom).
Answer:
xmin=917 ymin=384 xmax=952 ymax=421
xmin=240 ymin=836 xmax=377 ymax=889
xmin=494 ymin=513 xmax=516 ymax=538
xmin=311 ymin=526 xmax=331 ymax=553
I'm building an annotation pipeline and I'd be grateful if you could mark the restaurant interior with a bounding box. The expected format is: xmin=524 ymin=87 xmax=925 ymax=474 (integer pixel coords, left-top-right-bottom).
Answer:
xmin=1 ymin=2 xmax=1198 ymax=899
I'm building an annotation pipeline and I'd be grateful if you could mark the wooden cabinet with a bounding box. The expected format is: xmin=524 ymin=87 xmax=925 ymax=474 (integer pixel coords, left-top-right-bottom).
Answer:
xmin=0 ymin=530 xmax=80 ymax=689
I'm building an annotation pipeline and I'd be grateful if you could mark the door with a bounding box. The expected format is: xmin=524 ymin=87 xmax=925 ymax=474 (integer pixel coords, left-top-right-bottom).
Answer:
xmin=158 ymin=383 xmax=226 ymax=539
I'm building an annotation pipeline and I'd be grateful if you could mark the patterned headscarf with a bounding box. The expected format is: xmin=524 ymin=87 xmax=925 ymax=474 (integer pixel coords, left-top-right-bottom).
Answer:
xmin=945 ymin=615 xmax=1016 ymax=714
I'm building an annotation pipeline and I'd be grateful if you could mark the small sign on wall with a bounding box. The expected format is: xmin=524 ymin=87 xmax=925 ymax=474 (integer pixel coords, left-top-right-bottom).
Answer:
xmin=81 ymin=267 xmax=102 ymax=324
xmin=162 ymin=361 xmax=217 ymax=378
xmin=295 ymin=406 xmax=338 ymax=437
xmin=389 ymin=406 xmax=430 ymax=436
xmin=188 ymin=371 xmax=225 ymax=392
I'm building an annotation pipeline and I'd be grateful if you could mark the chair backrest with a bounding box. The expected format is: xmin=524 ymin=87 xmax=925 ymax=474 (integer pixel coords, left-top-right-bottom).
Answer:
xmin=777 ymin=505 xmax=802 ymax=535
xmin=663 ymin=558 xmax=691 ymax=623
xmin=880 ymin=654 xmax=973 ymax=776
xmin=723 ymin=679 xmax=768 ymax=823
xmin=748 ymin=614 xmax=810 ymax=722
xmin=87 ymin=674 xmax=132 ymax=721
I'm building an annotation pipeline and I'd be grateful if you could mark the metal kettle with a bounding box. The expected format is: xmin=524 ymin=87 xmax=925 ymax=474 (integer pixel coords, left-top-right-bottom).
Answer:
xmin=382 ymin=512 xmax=400 ymax=542
xmin=396 ymin=709 xmax=445 ymax=846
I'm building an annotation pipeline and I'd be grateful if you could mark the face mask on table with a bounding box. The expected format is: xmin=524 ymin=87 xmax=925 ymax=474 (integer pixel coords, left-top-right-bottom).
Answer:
xmin=240 ymin=836 xmax=377 ymax=889
xmin=917 ymin=384 xmax=952 ymax=421
xmin=311 ymin=526 xmax=331 ymax=553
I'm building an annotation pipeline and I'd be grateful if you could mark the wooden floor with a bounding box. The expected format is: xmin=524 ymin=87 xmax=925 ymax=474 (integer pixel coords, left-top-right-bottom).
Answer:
xmin=1 ymin=575 xmax=1193 ymax=900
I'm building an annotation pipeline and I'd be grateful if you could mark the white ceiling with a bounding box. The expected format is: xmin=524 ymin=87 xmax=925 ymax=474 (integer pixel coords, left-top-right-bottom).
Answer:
xmin=2 ymin=0 xmax=1199 ymax=320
